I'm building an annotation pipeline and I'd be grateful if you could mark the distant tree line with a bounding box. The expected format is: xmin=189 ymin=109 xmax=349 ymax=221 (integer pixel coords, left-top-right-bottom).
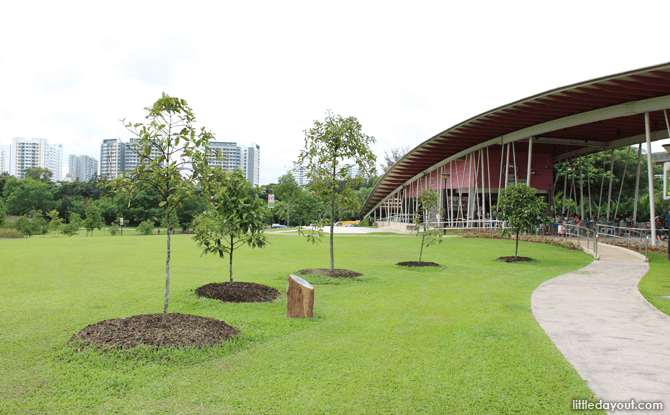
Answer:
xmin=0 ymin=168 xmax=209 ymax=235
xmin=260 ymin=174 xmax=377 ymax=227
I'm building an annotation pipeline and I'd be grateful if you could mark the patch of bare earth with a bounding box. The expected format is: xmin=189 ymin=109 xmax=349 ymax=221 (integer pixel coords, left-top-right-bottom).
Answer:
xmin=496 ymin=256 xmax=534 ymax=263
xmin=71 ymin=313 xmax=239 ymax=349
xmin=195 ymin=282 xmax=280 ymax=303
xmin=298 ymin=269 xmax=362 ymax=278
xmin=396 ymin=261 xmax=440 ymax=267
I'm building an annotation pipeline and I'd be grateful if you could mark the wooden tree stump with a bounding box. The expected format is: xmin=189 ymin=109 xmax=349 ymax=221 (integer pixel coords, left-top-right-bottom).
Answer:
xmin=286 ymin=274 xmax=314 ymax=318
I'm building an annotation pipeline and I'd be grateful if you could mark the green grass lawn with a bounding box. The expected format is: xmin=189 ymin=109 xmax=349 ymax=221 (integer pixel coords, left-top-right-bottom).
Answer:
xmin=638 ymin=252 xmax=670 ymax=317
xmin=0 ymin=234 xmax=604 ymax=414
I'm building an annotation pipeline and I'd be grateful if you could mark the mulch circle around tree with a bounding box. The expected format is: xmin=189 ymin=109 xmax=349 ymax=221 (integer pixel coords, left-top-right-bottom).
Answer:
xmin=297 ymin=269 xmax=363 ymax=278
xmin=195 ymin=282 xmax=281 ymax=303
xmin=70 ymin=313 xmax=239 ymax=349
xmin=496 ymin=256 xmax=534 ymax=263
xmin=396 ymin=261 xmax=441 ymax=267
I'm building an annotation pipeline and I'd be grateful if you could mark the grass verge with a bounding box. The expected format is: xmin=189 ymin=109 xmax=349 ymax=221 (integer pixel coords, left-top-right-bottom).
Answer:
xmin=638 ymin=252 xmax=670 ymax=317
xmin=0 ymin=234 xmax=601 ymax=414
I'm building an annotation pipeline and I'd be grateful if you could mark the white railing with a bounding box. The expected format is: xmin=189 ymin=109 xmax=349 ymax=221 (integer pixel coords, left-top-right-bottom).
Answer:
xmin=565 ymin=224 xmax=599 ymax=259
xmin=595 ymin=223 xmax=650 ymax=259
xmin=564 ymin=223 xmax=651 ymax=260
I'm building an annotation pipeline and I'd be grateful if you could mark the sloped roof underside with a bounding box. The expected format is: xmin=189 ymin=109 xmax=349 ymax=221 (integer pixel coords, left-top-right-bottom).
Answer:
xmin=362 ymin=62 xmax=670 ymax=216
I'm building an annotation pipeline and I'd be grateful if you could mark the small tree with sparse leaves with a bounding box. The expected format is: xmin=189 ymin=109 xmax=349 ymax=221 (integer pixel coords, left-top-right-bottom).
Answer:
xmin=297 ymin=110 xmax=376 ymax=272
xmin=109 ymin=222 xmax=120 ymax=236
xmin=414 ymin=190 xmax=443 ymax=263
xmin=48 ymin=209 xmax=62 ymax=236
xmin=108 ymin=93 xmax=215 ymax=328
xmin=275 ymin=173 xmax=300 ymax=227
xmin=193 ymin=169 xmax=269 ymax=283
xmin=496 ymin=183 xmax=547 ymax=259
xmin=61 ymin=213 xmax=82 ymax=237
xmin=83 ymin=203 xmax=104 ymax=237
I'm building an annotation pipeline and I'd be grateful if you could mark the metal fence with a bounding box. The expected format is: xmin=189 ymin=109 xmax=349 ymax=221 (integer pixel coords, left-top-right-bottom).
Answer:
xmin=564 ymin=223 xmax=650 ymax=260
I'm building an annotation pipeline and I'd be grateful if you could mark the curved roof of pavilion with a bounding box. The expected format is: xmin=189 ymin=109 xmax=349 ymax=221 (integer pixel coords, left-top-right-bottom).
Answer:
xmin=362 ymin=62 xmax=670 ymax=216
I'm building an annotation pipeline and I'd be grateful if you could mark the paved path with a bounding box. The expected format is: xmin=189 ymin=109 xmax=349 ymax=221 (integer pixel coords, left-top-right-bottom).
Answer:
xmin=532 ymin=242 xmax=670 ymax=413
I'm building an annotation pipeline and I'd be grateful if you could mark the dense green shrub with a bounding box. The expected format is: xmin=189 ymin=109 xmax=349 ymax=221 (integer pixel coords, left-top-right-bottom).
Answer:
xmin=137 ymin=220 xmax=154 ymax=235
xmin=109 ymin=222 xmax=120 ymax=236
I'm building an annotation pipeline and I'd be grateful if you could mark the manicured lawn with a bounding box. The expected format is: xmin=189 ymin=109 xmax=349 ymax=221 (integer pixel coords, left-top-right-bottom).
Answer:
xmin=638 ymin=252 xmax=670 ymax=317
xmin=0 ymin=234 xmax=602 ymax=414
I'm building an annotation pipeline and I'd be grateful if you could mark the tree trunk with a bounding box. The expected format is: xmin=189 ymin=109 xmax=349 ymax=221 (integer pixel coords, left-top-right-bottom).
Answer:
xmin=420 ymin=229 xmax=426 ymax=263
xmin=162 ymin=214 xmax=171 ymax=329
xmin=286 ymin=274 xmax=314 ymax=318
xmin=515 ymin=230 xmax=519 ymax=259
xmin=330 ymin=163 xmax=336 ymax=272
xmin=287 ymin=197 xmax=290 ymax=227
xmin=230 ymin=235 xmax=234 ymax=283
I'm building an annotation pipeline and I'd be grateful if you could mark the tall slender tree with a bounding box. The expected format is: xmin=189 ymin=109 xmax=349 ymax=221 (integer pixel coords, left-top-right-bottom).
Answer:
xmin=275 ymin=173 xmax=300 ymax=226
xmin=109 ymin=93 xmax=215 ymax=328
xmin=297 ymin=110 xmax=376 ymax=272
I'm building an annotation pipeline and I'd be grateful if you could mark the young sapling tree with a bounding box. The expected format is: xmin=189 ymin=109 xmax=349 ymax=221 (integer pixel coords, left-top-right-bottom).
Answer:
xmin=193 ymin=169 xmax=269 ymax=282
xmin=297 ymin=110 xmax=376 ymax=272
xmin=415 ymin=189 xmax=443 ymax=263
xmin=108 ymin=93 xmax=215 ymax=328
xmin=496 ymin=183 xmax=547 ymax=259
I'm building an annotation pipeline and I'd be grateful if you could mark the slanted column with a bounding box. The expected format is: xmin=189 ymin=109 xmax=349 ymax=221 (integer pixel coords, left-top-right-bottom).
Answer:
xmin=606 ymin=150 xmax=615 ymax=221
xmin=644 ymin=112 xmax=657 ymax=244
xmin=526 ymin=137 xmax=533 ymax=187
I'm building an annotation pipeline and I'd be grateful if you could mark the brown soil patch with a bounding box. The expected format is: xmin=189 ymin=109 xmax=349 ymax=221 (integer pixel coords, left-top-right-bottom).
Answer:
xmin=396 ymin=261 xmax=440 ymax=267
xmin=71 ymin=313 xmax=239 ymax=349
xmin=297 ymin=269 xmax=362 ymax=278
xmin=496 ymin=256 xmax=534 ymax=263
xmin=195 ymin=282 xmax=280 ymax=303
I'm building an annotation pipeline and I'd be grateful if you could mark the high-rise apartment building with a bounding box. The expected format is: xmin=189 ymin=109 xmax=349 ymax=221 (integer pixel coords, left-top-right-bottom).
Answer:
xmin=207 ymin=142 xmax=260 ymax=186
xmin=8 ymin=138 xmax=63 ymax=180
xmin=206 ymin=142 xmax=241 ymax=171
xmin=100 ymin=138 xmax=126 ymax=179
xmin=289 ymin=165 xmax=311 ymax=187
xmin=100 ymin=139 xmax=261 ymax=185
xmin=100 ymin=138 xmax=165 ymax=179
xmin=0 ymin=145 xmax=9 ymax=174
xmin=68 ymin=154 xmax=99 ymax=182
xmin=242 ymin=143 xmax=260 ymax=186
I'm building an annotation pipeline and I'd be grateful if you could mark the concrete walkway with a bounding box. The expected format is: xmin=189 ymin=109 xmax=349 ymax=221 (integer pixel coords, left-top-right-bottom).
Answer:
xmin=532 ymin=242 xmax=670 ymax=413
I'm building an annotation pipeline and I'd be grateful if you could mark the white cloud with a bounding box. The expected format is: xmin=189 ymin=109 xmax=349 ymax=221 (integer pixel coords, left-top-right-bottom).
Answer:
xmin=1 ymin=0 xmax=669 ymax=183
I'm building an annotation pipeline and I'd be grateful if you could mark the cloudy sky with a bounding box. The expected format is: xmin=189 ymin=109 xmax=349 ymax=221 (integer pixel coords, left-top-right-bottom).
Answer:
xmin=2 ymin=1 xmax=669 ymax=184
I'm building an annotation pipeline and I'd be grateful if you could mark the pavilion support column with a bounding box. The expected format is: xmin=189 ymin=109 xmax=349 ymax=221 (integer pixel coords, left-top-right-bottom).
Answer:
xmin=606 ymin=150 xmax=615 ymax=221
xmin=579 ymin=157 xmax=584 ymax=220
xmin=498 ymin=144 xmax=505 ymax=191
xmin=512 ymin=142 xmax=518 ymax=184
xmin=404 ymin=188 xmax=407 ymax=223
xmin=481 ymin=149 xmax=486 ymax=225
xmin=444 ymin=161 xmax=454 ymax=227
xmin=450 ymin=161 xmax=454 ymax=226
xmin=570 ymin=165 xmax=577 ymax=216
xmin=613 ymin=146 xmax=631 ymax=220
xmin=633 ymin=143 xmax=642 ymax=223
xmin=526 ymin=137 xmax=533 ymax=187
xmin=562 ymin=157 xmax=569 ymax=216
xmin=586 ymin=156 xmax=592 ymax=219
xmin=505 ymin=143 xmax=511 ymax=188
xmin=644 ymin=112 xmax=657 ymax=244
xmin=466 ymin=153 xmax=474 ymax=228
xmin=486 ymin=147 xmax=493 ymax=215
